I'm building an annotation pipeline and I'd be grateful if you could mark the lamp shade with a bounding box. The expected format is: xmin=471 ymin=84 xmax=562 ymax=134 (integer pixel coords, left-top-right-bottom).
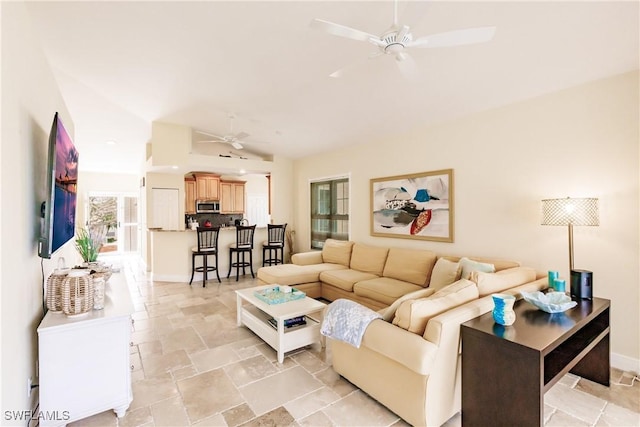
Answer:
xmin=541 ymin=197 xmax=599 ymax=226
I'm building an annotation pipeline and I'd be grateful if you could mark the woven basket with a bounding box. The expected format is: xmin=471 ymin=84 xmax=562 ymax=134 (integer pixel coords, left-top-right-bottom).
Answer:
xmin=62 ymin=269 xmax=94 ymax=316
xmin=46 ymin=269 xmax=70 ymax=312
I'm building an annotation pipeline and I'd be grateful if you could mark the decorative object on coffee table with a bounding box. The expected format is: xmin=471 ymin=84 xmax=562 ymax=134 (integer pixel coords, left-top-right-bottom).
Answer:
xmin=371 ymin=169 xmax=454 ymax=242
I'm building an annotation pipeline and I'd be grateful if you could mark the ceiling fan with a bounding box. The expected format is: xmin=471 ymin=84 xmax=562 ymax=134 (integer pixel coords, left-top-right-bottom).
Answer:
xmin=310 ymin=0 xmax=496 ymax=78
xmin=196 ymin=114 xmax=250 ymax=150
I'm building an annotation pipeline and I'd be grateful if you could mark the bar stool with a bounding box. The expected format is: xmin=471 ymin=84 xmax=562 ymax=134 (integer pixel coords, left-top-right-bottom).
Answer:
xmin=189 ymin=227 xmax=221 ymax=287
xmin=227 ymin=224 xmax=256 ymax=281
xmin=262 ymin=223 xmax=287 ymax=266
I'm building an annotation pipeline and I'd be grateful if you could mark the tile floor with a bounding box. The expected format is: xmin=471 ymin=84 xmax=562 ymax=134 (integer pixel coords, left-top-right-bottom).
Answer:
xmin=70 ymin=257 xmax=639 ymax=427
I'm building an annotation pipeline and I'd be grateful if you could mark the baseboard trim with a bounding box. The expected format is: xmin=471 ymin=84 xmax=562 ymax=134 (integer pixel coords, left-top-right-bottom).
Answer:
xmin=611 ymin=352 xmax=640 ymax=374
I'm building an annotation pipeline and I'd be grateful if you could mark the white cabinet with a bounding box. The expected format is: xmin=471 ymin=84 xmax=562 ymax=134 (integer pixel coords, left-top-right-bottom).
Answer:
xmin=37 ymin=273 xmax=134 ymax=426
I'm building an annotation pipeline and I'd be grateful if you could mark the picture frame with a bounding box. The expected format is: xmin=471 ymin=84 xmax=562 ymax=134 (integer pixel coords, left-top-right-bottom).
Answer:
xmin=370 ymin=169 xmax=454 ymax=242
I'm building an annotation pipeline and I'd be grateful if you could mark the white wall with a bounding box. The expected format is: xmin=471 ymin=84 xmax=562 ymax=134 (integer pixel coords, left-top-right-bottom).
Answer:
xmin=293 ymin=71 xmax=639 ymax=370
xmin=1 ymin=2 xmax=78 ymax=421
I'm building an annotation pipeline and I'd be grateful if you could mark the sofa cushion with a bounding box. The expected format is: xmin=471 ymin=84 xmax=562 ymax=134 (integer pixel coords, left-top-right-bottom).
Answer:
xmin=319 ymin=269 xmax=379 ymax=292
xmin=350 ymin=244 xmax=389 ymax=276
xmin=257 ymin=263 xmax=346 ymax=286
xmin=429 ymin=258 xmax=461 ymax=291
xmin=354 ymin=277 xmax=424 ymax=306
xmin=459 ymin=257 xmax=496 ymax=280
xmin=380 ymin=287 xmax=436 ymax=322
xmin=322 ymin=239 xmax=354 ymax=267
xmin=392 ymin=279 xmax=479 ymax=335
xmin=470 ymin=267 xmax=537 ymax=297
xmin=443 ymin=255 xmax=520 ymax=272
xmin=382 ymin=247 xmax=437 ymax=286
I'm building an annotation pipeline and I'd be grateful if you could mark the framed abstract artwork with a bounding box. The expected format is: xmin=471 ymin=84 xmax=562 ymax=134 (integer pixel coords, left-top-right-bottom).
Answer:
xmin=370 ymin=169 xmax=454 ymax=242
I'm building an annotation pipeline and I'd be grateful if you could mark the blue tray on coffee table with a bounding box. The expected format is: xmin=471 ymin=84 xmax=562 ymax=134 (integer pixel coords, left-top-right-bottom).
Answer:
xmin=253 ymin=286 xmax=306 ymax=305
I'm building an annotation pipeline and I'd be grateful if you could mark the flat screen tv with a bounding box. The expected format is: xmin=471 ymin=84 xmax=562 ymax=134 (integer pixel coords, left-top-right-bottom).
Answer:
xmin=38 ymin=112 xmax=79 ymax=259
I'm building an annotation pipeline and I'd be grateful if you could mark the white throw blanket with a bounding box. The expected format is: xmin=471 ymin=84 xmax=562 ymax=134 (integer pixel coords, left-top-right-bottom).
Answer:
xmin=321 ymin=299 xmax=382 ymax=348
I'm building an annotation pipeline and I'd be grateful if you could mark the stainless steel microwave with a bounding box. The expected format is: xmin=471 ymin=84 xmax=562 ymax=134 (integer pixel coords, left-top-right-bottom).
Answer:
xmin=196 ymin=200 xmax=220 ymax=213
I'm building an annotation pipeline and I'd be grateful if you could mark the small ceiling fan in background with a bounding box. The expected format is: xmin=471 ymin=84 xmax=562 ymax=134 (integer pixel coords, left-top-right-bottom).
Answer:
xmin=196 ymin=114 xmax=250 ymax=150
xmin=310 ymin=0 xmax=496 ymax=78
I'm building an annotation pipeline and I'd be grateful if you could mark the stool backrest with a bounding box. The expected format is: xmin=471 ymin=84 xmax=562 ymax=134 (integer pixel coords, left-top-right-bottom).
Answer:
xmin=267 ymin=223 xmax=287 ymax=245
xmin=197 ymin=227 xmax=220 ymax=251
xmin=236 ymin=225 xmax=256 ymax=249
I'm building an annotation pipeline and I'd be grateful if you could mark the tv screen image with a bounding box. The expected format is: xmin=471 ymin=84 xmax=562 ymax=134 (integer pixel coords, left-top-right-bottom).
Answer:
xmin=39 ymin=112 xmax=79 ymax=259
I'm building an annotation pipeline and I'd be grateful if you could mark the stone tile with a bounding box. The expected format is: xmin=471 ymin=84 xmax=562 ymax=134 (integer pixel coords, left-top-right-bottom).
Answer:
xmin=284 ymin=386 xmax=341 ymax=420
xmin=194 ymin=313 xmax=238 ymax=337
xmin=129 ymin=372 xmax=179 ymax=410
xmin=322 ymin=390 xmax=399 ymax=427
xmin=597 ymin=402 xmax=640 ymax=426
xmin=68 ymin=410 xmax=117 ymax=426
xmin=181 ymin=301 xmax=228 ymax=317
xmin=201 ymin=326 xmax=257 ymax=348
xmin=191 ymin=345 xmax=241 ymax=373
xmin=141 ymin=349 xmax=192 ymax=377
xmin=118 ymin=406 xmax=153 ymax=427
xmin=314 ymin=366 xmax=358 ymax=397
xmin=191 ymin=413 xmax=228 ymax=426
xmin=138 ymin=340 xmax=163 ymax=359
xmin=240 ymin=366 xmax=323 ymax=416
xmin=238 ymin=406 xmax=295 ymax=427
xmin=545 ymin=409 xmax=590 ymax=426
xmin=130 ymin=328 xmax=159 ymax=346
xmin=160 ymin=326 xmax=207 ymax=354
xmin=170 ymin=312 xmax=206 ymax=329
xmin=172 ymin=365 xmax=199 ymax=381
xmin=576 ymin=376 xmax=640 ymax=413
xmin=149 ymin=395 xmax=190 ymax=426
xmin=298 ymin=410 xmax=334 ymax=427
xmin=291 ymin=351 xmax=327 ymax=374
xmin=178 ymin=368 xmax=244 ymax=422
xmin=545 ymin=382 xmax=607 ymax=425
xmin=225 ymin=355 xmax=279 ymax=387
xmin=558 ymin=373 xmax=580 ymax=388
xmin=223 ymin=403 xmax=256 ymax=427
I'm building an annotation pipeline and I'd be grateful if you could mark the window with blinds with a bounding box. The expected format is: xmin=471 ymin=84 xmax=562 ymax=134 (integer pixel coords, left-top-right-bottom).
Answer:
xmin=310 ymin=177 xmax=349 ymax=249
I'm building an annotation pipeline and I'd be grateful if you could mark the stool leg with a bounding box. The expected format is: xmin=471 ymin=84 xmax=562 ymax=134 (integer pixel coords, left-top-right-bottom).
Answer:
xmin=215 ymin=252 xmax=221 ymax=283
xmin=202 ymin=254 xmax=207 ymax=287
xmin=227 ymin=249 xmax=233 ymax=278
xmin=189 ymin=253 xmax=196 ymax=285
xmin=262 ymin=247 xmax=266 ymax=267
xmin=249 ymin=249 xmax=255 ymax=278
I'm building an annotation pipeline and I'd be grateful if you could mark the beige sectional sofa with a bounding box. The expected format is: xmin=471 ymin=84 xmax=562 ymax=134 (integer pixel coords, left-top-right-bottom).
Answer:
xmin=257 ymin=239 xmax=549 ymax=426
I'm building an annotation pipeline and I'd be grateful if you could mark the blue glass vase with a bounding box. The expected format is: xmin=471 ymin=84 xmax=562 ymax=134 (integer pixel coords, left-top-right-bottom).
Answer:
xmin=492 ymin=294 xmax=516 ymax=326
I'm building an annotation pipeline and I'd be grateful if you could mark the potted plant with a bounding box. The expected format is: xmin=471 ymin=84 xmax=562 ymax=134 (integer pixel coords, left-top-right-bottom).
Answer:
xmin=75 ymin=227 xmax=102 ymax=264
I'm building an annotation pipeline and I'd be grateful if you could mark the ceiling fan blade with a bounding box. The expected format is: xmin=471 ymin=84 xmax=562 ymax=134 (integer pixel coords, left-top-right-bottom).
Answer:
xmin=409 ymin=26 xmax=496 ymax=48
xmin=310 ymin=18 xmax=378 ymax=43
xmin=234 ymin=131 xmax=250 ymax=140
xmin=231 ymin=141 xmax=244 ymax=150
xmin=195 ymin=130 xmax=224 ymax=138
xmin=196 ymin=140 xmax=221 ymax=144
xmin=396 ymin=53 xmax=419 ymax=80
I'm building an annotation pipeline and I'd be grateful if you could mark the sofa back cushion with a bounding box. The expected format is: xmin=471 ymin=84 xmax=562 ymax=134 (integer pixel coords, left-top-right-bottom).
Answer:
xmin=429 ymin=258 xmax=461 ymax=290
xmin=470 ymin=267 xmax=537 ymax=297
xmin=443 ymin=255 xmax=520 ymax=273
xmin=350 ymin=244 xmax=389 ymax=276
xmin=382 ymin=247 xmax=437 ymax=286
xmin=380 ymin=287 xmax=436 ymax=322
xmin=392 ymin=279 xmax=479 ymax=335
xmin=321 ymin=239 xmax=355 ymax=267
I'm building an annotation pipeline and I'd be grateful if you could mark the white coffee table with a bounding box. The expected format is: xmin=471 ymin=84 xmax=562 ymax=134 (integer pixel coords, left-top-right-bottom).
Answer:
xmin=236 ymin=285 xmax=326 ymax=363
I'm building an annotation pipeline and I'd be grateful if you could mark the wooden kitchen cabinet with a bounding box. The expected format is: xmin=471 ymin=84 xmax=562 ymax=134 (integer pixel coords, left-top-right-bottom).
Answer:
xmin=194 ymin=173 xmax=220 ymax=200
xmin=220 ymin=181 xmax=245 ymax=213
xmin=185 ymin=177 xmax=196 ymax=214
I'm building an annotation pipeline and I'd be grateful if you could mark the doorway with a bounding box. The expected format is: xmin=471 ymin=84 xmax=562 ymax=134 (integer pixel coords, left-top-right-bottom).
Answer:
xmin=87 ymin=193 xmax=139 ymax=254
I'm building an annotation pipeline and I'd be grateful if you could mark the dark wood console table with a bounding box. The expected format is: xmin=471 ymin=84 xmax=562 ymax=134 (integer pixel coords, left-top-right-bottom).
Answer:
xmin=461 ymin=297 xmax=610 ymax=427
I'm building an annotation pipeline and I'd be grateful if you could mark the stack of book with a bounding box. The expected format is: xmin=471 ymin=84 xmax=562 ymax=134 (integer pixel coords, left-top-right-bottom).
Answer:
xmin=267 ymin=315 xmax=307 ymax=330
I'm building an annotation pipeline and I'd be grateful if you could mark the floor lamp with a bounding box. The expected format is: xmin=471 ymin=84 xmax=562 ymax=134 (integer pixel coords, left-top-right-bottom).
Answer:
xmin=541 ymin=197 xmax=599 ymax=272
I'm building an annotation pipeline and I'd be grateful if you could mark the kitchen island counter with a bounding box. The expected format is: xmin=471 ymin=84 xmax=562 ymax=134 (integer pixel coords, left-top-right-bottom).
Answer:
xmin=149 ymin=226 xmax=268 ymax=282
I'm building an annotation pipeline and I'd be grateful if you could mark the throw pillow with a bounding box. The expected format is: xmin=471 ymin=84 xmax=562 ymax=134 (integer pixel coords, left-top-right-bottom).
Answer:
xmin=321 ymin=239 xmax=354 ymax=267
xmin=380 ymin=287 xmax=436 ymax=322
xmin=459 ymin=257 xmax=495 ymax=280
xmin=392 ymin=279 xmax=479 ymax=335
xmin=429 ymin=258 xmax=461 ymax=290
xmin=470 ymin=267 xmax=537 ymax=297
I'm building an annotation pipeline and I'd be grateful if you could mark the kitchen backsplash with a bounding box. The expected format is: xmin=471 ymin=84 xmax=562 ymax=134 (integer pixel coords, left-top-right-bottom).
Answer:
xmin=185 ymin=213 xmax=243 ymax=229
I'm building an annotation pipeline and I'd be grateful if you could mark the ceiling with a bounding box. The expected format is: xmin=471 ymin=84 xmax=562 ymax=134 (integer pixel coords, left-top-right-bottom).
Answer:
xmin=25 ymin=1 xmax=639 ymax=175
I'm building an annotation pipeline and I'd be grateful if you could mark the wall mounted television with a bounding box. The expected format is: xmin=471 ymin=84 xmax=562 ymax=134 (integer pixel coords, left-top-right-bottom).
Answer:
xmin=38 ymin=112 xmax=79 ymax=259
